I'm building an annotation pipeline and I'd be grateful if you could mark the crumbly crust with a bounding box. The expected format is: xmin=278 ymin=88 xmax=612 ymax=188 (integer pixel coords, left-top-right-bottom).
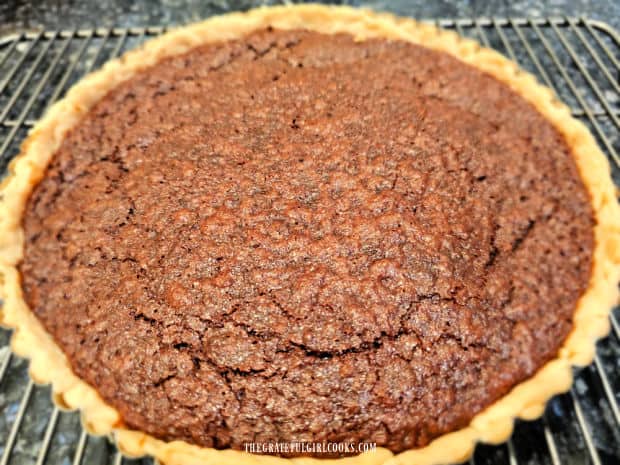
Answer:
xmin=1 ymin=4 xmax=619 ymax=465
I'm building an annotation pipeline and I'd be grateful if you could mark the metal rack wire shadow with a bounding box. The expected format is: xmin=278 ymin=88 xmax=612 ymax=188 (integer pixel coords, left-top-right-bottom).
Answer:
xmin=0 ymin=16 xmax=618 ymax=465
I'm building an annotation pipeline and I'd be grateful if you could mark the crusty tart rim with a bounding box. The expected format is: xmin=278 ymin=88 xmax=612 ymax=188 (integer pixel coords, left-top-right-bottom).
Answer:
xmin=1 ymin=4 xmax=619 ymax=465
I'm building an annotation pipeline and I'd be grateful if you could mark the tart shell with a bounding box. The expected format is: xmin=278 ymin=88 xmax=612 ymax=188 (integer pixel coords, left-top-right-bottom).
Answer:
xmin=1 ymin=4 xmax=619 ymax=465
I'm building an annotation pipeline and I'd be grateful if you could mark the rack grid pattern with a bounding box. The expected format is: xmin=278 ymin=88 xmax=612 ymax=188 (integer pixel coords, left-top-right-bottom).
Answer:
xmin=0 ymin=16 xmax=619 ymax=465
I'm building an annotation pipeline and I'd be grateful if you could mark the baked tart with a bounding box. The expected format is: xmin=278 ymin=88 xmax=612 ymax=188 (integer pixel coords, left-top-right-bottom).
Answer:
xmin=1 ymin=4 xmax=619 ymax=465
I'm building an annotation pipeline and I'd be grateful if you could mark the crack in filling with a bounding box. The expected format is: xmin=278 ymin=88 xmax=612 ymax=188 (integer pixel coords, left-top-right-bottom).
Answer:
xmin=19 ymin=28 xmax=594 ymax=456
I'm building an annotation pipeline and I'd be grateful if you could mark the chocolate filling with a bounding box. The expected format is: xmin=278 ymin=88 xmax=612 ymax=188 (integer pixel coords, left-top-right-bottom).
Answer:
xmin=20 ymin=29 xmax=594 ymax=456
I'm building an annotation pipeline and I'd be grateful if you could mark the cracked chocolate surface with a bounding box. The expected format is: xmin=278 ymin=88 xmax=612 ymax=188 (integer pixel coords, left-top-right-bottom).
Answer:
xmin=20 ymin=29 xmax=594 ymax=455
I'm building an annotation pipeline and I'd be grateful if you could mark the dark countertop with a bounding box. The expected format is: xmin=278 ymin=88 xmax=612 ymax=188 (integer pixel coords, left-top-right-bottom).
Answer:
xmin=0 ymin=0 xmax=619 ymax=37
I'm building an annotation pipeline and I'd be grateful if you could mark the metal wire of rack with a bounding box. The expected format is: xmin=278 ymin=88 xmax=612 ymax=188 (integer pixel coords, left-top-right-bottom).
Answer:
xmin=0 ymin=15 xmax=619 ymax=465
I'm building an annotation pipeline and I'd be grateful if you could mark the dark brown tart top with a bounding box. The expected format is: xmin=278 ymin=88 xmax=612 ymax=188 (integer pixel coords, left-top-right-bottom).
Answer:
xmin=20 ymin=28 xmax=593 ymax=456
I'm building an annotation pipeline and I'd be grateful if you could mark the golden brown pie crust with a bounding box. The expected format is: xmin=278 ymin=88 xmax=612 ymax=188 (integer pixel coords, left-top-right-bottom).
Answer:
xmin=1 ymin=4 xmax=619 ymax=465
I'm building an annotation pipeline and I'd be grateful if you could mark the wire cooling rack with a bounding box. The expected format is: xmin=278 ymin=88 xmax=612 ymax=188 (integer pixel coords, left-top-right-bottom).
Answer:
xmin=0 ymin=16 xmax=619 ymax=465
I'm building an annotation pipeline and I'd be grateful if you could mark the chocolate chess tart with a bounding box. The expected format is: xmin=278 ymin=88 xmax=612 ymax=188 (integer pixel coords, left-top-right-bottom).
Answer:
xmin=1 ymin=4 xmax=619 ymax=465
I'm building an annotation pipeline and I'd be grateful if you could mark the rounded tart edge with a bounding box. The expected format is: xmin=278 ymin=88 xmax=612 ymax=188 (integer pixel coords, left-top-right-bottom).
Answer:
xmin=0 ymin=4 xmax=619 ymax=465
